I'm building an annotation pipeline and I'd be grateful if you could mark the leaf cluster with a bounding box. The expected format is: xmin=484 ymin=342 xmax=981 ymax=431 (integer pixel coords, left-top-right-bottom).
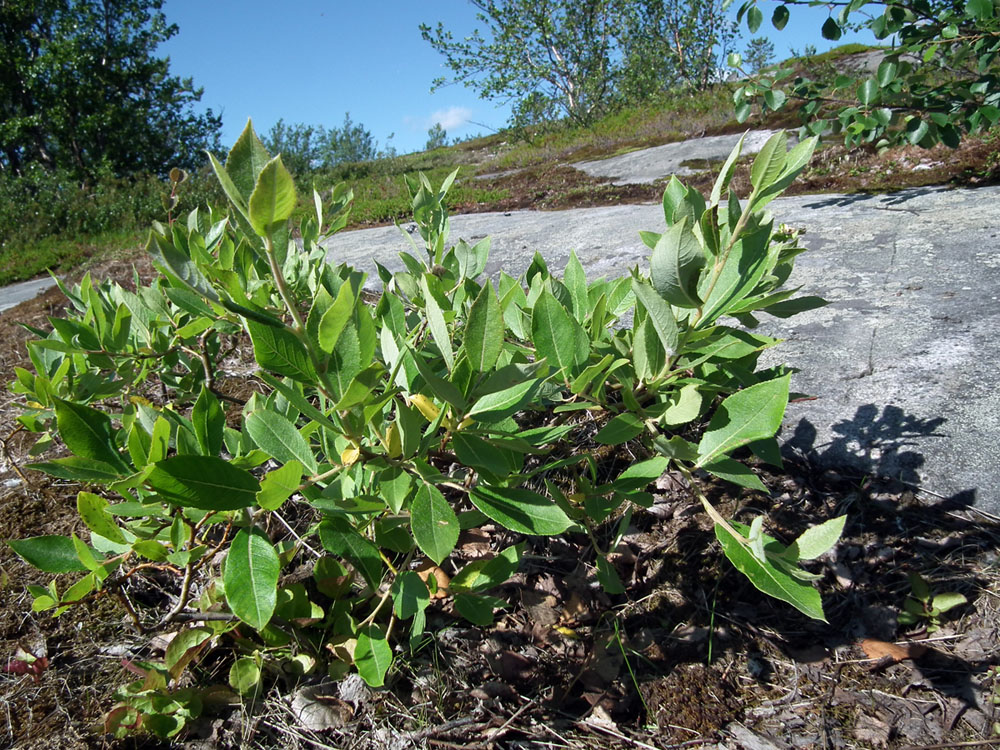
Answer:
xmin=8 ymin=123 xmax=844 ymax=734
xmin=729 ymin=0 xmax=1000 ymax=149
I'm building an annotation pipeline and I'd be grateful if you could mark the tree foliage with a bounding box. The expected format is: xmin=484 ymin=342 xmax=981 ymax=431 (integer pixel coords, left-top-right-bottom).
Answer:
xmin=617 ymin=0 xmax=738 ymax=100
xmin=421 ymin=0 xmax=735 ymax=127
xmin=0 ymin=0 xmax=221 ymax=178
xmin=731 ymin=0 xmax=1000 ymax=148
xmin=262 ymin=113 xmax=378 ymax=175
xmin=425 ymin=123 xmax=449 ymax=150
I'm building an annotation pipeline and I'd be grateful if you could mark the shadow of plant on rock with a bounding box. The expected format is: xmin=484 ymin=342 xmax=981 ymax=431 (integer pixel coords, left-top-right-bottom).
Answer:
xmin=784 ymin=403 xmax=948 ymax=490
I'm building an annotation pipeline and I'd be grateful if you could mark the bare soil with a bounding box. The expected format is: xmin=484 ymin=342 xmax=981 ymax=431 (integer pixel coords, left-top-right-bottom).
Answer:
xmin=2 ymin=133 xmax=1000 ymax=748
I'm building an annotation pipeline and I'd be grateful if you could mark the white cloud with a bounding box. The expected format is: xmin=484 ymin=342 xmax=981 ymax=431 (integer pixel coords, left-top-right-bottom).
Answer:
xmin=429 ymin=106 xmax=471 ymax=131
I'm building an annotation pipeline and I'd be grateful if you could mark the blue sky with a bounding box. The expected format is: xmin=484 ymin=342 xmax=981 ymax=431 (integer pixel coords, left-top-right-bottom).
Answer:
xmin=160 ymin=1 xmax=877 ymax=156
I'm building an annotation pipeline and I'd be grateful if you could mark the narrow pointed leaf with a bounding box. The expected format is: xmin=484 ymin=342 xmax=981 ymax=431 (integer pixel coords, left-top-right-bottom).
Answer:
xmin=531 ymin=289 xmax=588 ymax=374
xmin=318 ymin=281 xmax=356 ymax=353
xmin=464 ymin=281 xmax=502 ymax=371
xmin=696 ymin=375 xmax=790 ymax=467
xmin=227 ymin=120 xmax=272 ymax=200
xmin=9 ymin=535 xmax=89 ymax=573
xmin=788 ymin=516 xmax=847 ymax=560
xmin=421 ymin=275 xmax=454 ymax=371
xmin=246 ymin=410 xmax=318 ymax=474
xmin=715 ymin=522 xmax=826 ymax=621
xmin=249 ymin=156 xmax=296 ymax=235
xmin=650 ymin=219 xmax=705 ymax=308
xmin=470 ymin=486 xmax=572 ymax=535
xmin=247 ymin=321 xmax=316 ymax=382
xmin=630 ymin=279 xmax=678 ymax=357
xmin=148 ymin=456 xmax=260 ymax=510
xmin=54 ymin=398 xmax=130 ymax=472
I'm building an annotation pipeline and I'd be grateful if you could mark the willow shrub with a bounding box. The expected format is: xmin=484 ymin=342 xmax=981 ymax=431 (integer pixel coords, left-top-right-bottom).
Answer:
xmin=9 ymin=122 xmax=843 ymax=738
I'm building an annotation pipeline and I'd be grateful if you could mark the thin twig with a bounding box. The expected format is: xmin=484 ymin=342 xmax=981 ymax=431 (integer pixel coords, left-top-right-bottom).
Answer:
xmin=273 ymin=510 xmax=322 ymax=558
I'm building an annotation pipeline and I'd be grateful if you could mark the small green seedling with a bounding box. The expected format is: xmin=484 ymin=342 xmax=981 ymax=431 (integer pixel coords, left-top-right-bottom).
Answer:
xmin=898 ymin=573 xmax=966 ymax=631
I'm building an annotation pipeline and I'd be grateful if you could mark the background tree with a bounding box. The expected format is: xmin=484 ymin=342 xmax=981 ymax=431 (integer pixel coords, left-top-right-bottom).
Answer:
xmin=742 ymin=36 xmax=775 ymax=73
xmin=421 ymin=0 xmax=618 ymax=126
xmin=262 ymin=113 xmax=378 ymax=173
xmin=323 ymin=112 xmax=377 ymax=165
xmin=425 ymin=123 xmax=449 ymax=150
xmin=731 ymin=0 xmax=1000 ymax=148
xmin=617 ymin=0 xmax=737 ymax=100
xmin=0 ymin=0 xmax=220 ymax=178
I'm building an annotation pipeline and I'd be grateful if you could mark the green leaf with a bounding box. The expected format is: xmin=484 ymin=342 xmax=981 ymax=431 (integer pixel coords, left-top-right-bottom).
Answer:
xmin=9 ymin=535 xmax=89 ymax=573
xmin=77 ymin=491 xmax=127 ymax=544
xmin=53 ymin=398 xmax=130 ymax=472
xmin=715 ymin=522 xmax=827 ymax=621
xmin=379 ymin=466 xmax=413 ymax=513
xmin=223 ymin=528 xmax=280 ymax=629
xmin=245 ymin=410 xmax=318 ymax=474
xmin=747 ymin=5 xmax=763 ymax=32
xmin=452 ymin=432 xmax=513 ymax=476
xmin=248 ymin=156 xmax=296 ymax=235
xmin=192 ymin=387 xmax=224 ymax=457
xmin=467 ymin=380 xmax=540 ymax=422
xmin=597 ymin=556 xmax=625 ymax=594
xmin=148 ymin=456 xmax=260 ymax=510
xmin=229 ymin=657 xmax=262 ymax=694
xmin=612 ymin=457 xmax=669 ymax=493
xmin=821 ymin=16 xmax=842 ymax=40
xmin=702 ymin=456 xmax=769 ymax=491
xmin=857 ymin=79 xmax=879 ymax=106
xmin=711 ymin=133 xmax=746 ymax=204
xmin=563 ymin=250 xmax=589 ymax=321
xmin=392 ymin=570 xmax=430 ymax=620
xmin=355 ymin=626 xmax=392 ymax=687
xmin=226 ymin=120 xmax=272 ymax=201
xmin=696 ymin=375 xmax=790 ymax=467
xmin=788 ymin=516 xmax=846 ymax=560
xmin=876 ymin=60 xmax=898 ymax=86
xmin=931 ymin=592 xmax=967 ymax=613
xmin=318 ymin=281 xmax=356 ymax=354
xmin=595 ymin=413 xmax=645 ymax=445
xmin=256 ymin=460 xmax=303 ymax=511
xmin=164 ymin=626 xmax=212 ymax=678
xmin=247 ymin=321 xmax=316 ymax=382
xmin=750 ymin=131 xmax=788 ymax=194
xmin=650 ymin=219 xmax=705 ymax=308
xmin=26 ymin=456 xmax=123 ymax=482
xmin=531 ymin=289 xmax=589 ymax=374
xmin=967 ymin=0 xmax=993 ymax=18
xmin=661 ymin=383 xmax=702 ymax=426
xmin=421 ymin=274 xmax=455 ymax=371
xmin=464 ymin=281 xmax=503 ymax=371
xmin=772 ymin=4 xmax=789 ymax=29
xmin=630 ymin=279 xmax=678 ymax=357
xmin=318 ymin=517 xmax=384 ymax=589
xmin=454 ymin=592 xmax=500 ymax=626
xmin=470 ymin=485 xmax=572 ymax=535
xmin=410 ymin=484 xmax=460 ymax=565
xmin=207 ymin=151 xmax=249 ymax=217
xmin=763 ymin=89 xmax=787 ymax=110
xmin=450 ymin=544 xmax=523 ymax=592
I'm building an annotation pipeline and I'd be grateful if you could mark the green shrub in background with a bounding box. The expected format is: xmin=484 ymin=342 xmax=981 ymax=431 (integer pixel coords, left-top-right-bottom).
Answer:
xmin=0 ymin=165 xmax=223 ymax=284
xmin=8 ymin=122 xmax=844 ymax=738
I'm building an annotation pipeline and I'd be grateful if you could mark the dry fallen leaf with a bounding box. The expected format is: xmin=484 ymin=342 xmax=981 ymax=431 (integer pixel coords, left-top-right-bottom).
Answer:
xmin=860 ymin=638 xmax=927 ymax=663
xmin=414 ymin=560 xmax=450 ymax=598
